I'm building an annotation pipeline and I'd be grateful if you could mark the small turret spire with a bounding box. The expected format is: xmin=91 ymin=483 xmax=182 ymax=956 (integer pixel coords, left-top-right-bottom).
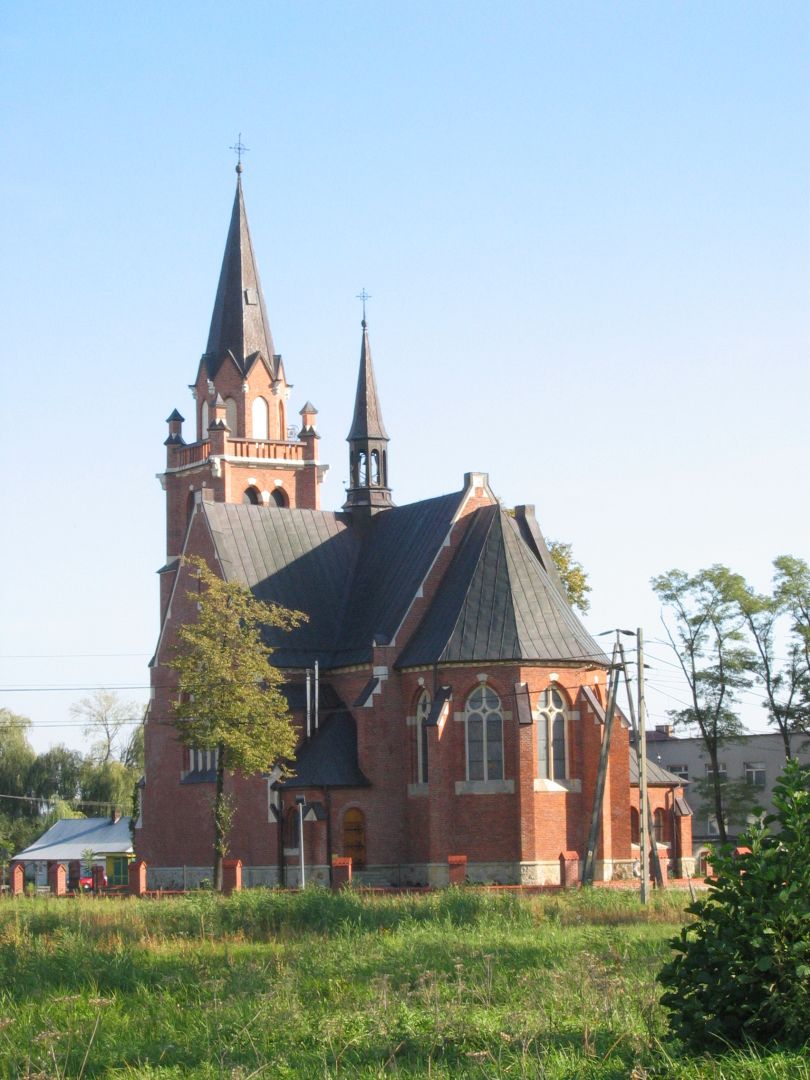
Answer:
xmin=343 ymin=311 xmax=393 ymax=518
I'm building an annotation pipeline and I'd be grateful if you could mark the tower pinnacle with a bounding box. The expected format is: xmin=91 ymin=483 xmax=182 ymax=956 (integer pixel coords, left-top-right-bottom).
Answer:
xmin=343 ymin=316 xmax=393 ymax=517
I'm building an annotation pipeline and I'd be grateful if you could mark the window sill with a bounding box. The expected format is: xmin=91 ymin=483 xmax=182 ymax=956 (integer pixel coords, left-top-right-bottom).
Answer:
xmin=455 ymin=779 xmax=515 ymax=795
xmin=283 ymin=848 xmax=300 ymax=856
xmin=407 ymin=783 xmax=429 ymax=797
xmin=533 ymin=778 xmax=582 ymax=794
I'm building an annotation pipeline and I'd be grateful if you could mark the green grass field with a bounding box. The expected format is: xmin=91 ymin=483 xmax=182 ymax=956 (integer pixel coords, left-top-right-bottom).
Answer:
xmin=0 ymin=888 xmax=806 ymax=1078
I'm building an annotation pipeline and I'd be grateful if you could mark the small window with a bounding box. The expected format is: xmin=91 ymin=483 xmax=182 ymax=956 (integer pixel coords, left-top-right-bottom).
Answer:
xmin=270 ymin=488 xmax=288 ymax=508
xmin=201 ymin=400 xmax=209 ymax=437
xmin=285 ymin=807 xmax=300 ymax=850
xmin=745 ymin=762 xmax=766 ymax=787
xmin=668 ymin=764 xmax=689 ymax=781
xmin=653 ymin=808 xmax=666 ymax=844
xmin=357 ymin=451 xmax=368 ymax=486
xmin=630 ymin=806 xmax=640 ymax=845
xmin=244 ymin=288 xmax=259 ymax=305
xmin=415 ymin=690 xmax=430 ymax=784
xmin=370 ymin=450 xmax=380 ymax=485
xmin=252 ymin=396 xmax=269 ymax=440
xmin=224 ymin=397 xmax=238 ymax=434
xmin=705 ymin=763 xmax=727 ymax=782
xmin=243 ymin=487 xmax=261 ymax=505
xmin=465 ymin=685 xmax=503 ymax=782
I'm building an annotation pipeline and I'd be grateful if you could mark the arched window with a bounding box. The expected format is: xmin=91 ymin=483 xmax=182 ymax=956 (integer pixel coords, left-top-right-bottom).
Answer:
xmin=343 ymin=808 xmax=366 ymax=869
xmin=654 ymin=808 xmax=666 ymax=845
xmin=243 ymin=487 xmax=261 ymax=505
xmin=278 ymin=401 xmax=286 ymax=440
xmin=224 ymin=397 xmax=238 ymax=434
xmin=270 ymin=487 xmax=288 ymax=508
xmin=536 ymin=686 xmax=568 ymax=780
xmin=186 ymin=491 xmax=195 ymax=524
xmin=630 ymin=807 xmax=640 ymax=846
xmin=415 ymin=690 xmax=430 ymax=784
xmin=370 ymin=450 xmax=380 ymax=485
xmin=201 ymin=400 xmax=209 ymax=438
xmin=252 ymin=396 xmax=269 ymax=440
xmin=465 ymin=685 xmax=503 ymax=782
xmin=357 ymin=450 xmax=367 ymax=486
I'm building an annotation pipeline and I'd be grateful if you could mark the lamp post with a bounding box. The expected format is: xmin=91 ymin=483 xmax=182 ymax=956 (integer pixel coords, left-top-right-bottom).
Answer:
xmin=295 ymin=795 xmax=306 ymax=888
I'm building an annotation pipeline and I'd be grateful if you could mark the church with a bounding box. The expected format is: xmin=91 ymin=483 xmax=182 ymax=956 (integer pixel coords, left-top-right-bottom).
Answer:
xmin=136 ymin=166 xmax=692 ymax=888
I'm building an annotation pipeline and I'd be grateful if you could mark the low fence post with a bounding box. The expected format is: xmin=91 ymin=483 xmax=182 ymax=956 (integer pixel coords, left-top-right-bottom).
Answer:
xmin=447 ymin=855 xmax=467 ymax=886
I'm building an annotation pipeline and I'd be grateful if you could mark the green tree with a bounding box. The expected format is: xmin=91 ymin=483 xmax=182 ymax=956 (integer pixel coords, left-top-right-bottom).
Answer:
xmin=652 ymin=566 xmax=755 ymax=844
xmin=166 ymin=556 xmax=302 ymax=891
xmin=659 ymin=758 xmax=810 ymax=1049
xmin=547 ymin=540 xmax=591 ymax=614
xmin=721 ymin=560 xmax=809 ymax=758
xmin=27 ymin=745 xmax=83 ymax=806
xmin=79 ymin=759 xmax=136 ymax=814
xmin=0 ymin=709 xmax=36 ymax=812
xmin=773 ymin=555 xmax=810 ymax=734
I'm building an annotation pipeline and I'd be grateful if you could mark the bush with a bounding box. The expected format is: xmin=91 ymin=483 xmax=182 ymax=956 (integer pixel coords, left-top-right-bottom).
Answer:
xmin=659 ymin=758 xmax=810 ymax=1049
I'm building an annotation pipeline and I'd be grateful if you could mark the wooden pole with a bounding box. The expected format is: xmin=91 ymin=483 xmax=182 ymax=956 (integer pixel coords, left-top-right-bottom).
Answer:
xmin=638 ymin=627 xmax=651 ymax=899
xmin=581 ymin=643 xmax=620 ymax=885
xmin=618 ymin=640 xmax=662 ymax=896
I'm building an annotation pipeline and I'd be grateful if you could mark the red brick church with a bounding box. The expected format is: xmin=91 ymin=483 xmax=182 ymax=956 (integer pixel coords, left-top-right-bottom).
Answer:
xmin=136 ymin=168 xmax=693 ymax=887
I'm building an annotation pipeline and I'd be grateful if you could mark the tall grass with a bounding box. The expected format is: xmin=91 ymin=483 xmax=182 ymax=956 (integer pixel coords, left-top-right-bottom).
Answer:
xmin=0 ymin=889 xmax=804 ymax=1078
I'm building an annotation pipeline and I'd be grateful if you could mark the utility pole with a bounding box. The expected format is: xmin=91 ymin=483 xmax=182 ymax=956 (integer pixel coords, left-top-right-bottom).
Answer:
xmin=618 ymin=638 xmax=662 ymax=896
xmin=581 ymin=642 xmax=621 ymax=885
xmin=638 ymin=627 xmax=651 ymax=900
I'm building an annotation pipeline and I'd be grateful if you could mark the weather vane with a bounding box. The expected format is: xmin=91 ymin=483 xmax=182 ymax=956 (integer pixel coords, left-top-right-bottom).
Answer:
xmin=229 ymin=133 xmax=250 ymax=173
xmin=356 ymin=288 xmax=371 ymax=324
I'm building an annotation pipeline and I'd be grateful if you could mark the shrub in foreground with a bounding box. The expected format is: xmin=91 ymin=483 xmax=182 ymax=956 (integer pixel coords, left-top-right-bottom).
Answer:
xmin=659 ymin=758 xmax=810 ymax=1049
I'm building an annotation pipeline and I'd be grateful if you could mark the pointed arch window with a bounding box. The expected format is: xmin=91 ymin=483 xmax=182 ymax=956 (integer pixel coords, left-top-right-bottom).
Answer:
xmin=224 ymin=397 xmax=237 ymax=434
xmin=357 ymin=450 xmax=368 ymax=486
xmin=465 ymin=685 xmax=503 ymax=782
xmin=201 ymin=400 xmax=209 ymax=439
xmin=278 ymin=401 xmax=286 ymax=440
xmin=537 ymin=686 xmax=568 ymax=780
xmin=370 ymin=450 xmax=380 ymax=485
xmin=252 ymin=396 xmax=269 ymax=440
xmin=415 ymin=690 xmax=430 ymax=784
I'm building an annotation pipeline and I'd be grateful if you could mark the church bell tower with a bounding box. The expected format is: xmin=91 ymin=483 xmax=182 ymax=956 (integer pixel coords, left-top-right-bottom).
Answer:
xmin=158 ymin=164 xmax=326 ymax=595
xmin=342 ymin=315 xmax=393 ymax=519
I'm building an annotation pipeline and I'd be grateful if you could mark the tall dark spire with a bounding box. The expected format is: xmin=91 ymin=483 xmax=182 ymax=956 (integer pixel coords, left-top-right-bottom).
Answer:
xmin=343 ymin=318 xmax=393 ymax=517
xmin=203 ymin=171 xmax=276 ymax=380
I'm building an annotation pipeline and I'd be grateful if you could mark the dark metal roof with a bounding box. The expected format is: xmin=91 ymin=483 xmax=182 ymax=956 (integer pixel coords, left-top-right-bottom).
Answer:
xmin=629 ymin=747 xmax=689 ymax=787
xmin=396 ymin=506 xmax=608 ymax=667
xmin=203 ymin=178 xmax=276 ymax=380
xmin=203 ymin=503 xmax=358 ymax=667
xmin=202 ymin=491 xmax=463 ymax=668
xmin=346 ymin=321 xmax=388 ymax=441
xmin=280 ymin=710 xmax=370 ymax=789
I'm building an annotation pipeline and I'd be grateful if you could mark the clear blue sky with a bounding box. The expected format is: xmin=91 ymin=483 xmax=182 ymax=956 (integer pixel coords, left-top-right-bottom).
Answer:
xmin=1 ymin=2 xmax=808 ymax=752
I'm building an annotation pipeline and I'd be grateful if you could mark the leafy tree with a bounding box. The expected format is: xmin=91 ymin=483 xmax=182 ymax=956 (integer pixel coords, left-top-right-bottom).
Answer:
xmin=79 ymin=758 xmax=136 ymax=813
xmin=69 ymin=690 xmax=141 ymax=766
xmin=121 ymin=721 xmax=145 ymax=772
xmin=166 ymin=556 xmax=302 ymax=891
xmin=547 ymin=540 xmax=591 ymax=614
xmin=721 ymin=560 xmax=809 ymax=757
xmin=652 ymin=566 xmax=755 ymax=843
xmin=773 ymin=555 xmax=810 ymax=734
xmin=0 ymin=709 xmax=36 ymax=814
xmin=27 ymin=745 xmax=83 ymax=806
xmin=659 ymin=758 xmax=810 ymax=1049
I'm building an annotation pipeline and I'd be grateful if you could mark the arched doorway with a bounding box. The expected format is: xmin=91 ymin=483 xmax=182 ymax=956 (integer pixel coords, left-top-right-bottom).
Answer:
xmin=342 ymin=808 xmax=366 ymax=869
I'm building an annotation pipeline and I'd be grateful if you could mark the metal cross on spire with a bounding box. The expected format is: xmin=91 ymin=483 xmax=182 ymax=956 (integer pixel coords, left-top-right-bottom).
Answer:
xmin=356 ymin=288 xmax=372 ymax=325
xmin=229 ymin=133 xmax=250 ymax=174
